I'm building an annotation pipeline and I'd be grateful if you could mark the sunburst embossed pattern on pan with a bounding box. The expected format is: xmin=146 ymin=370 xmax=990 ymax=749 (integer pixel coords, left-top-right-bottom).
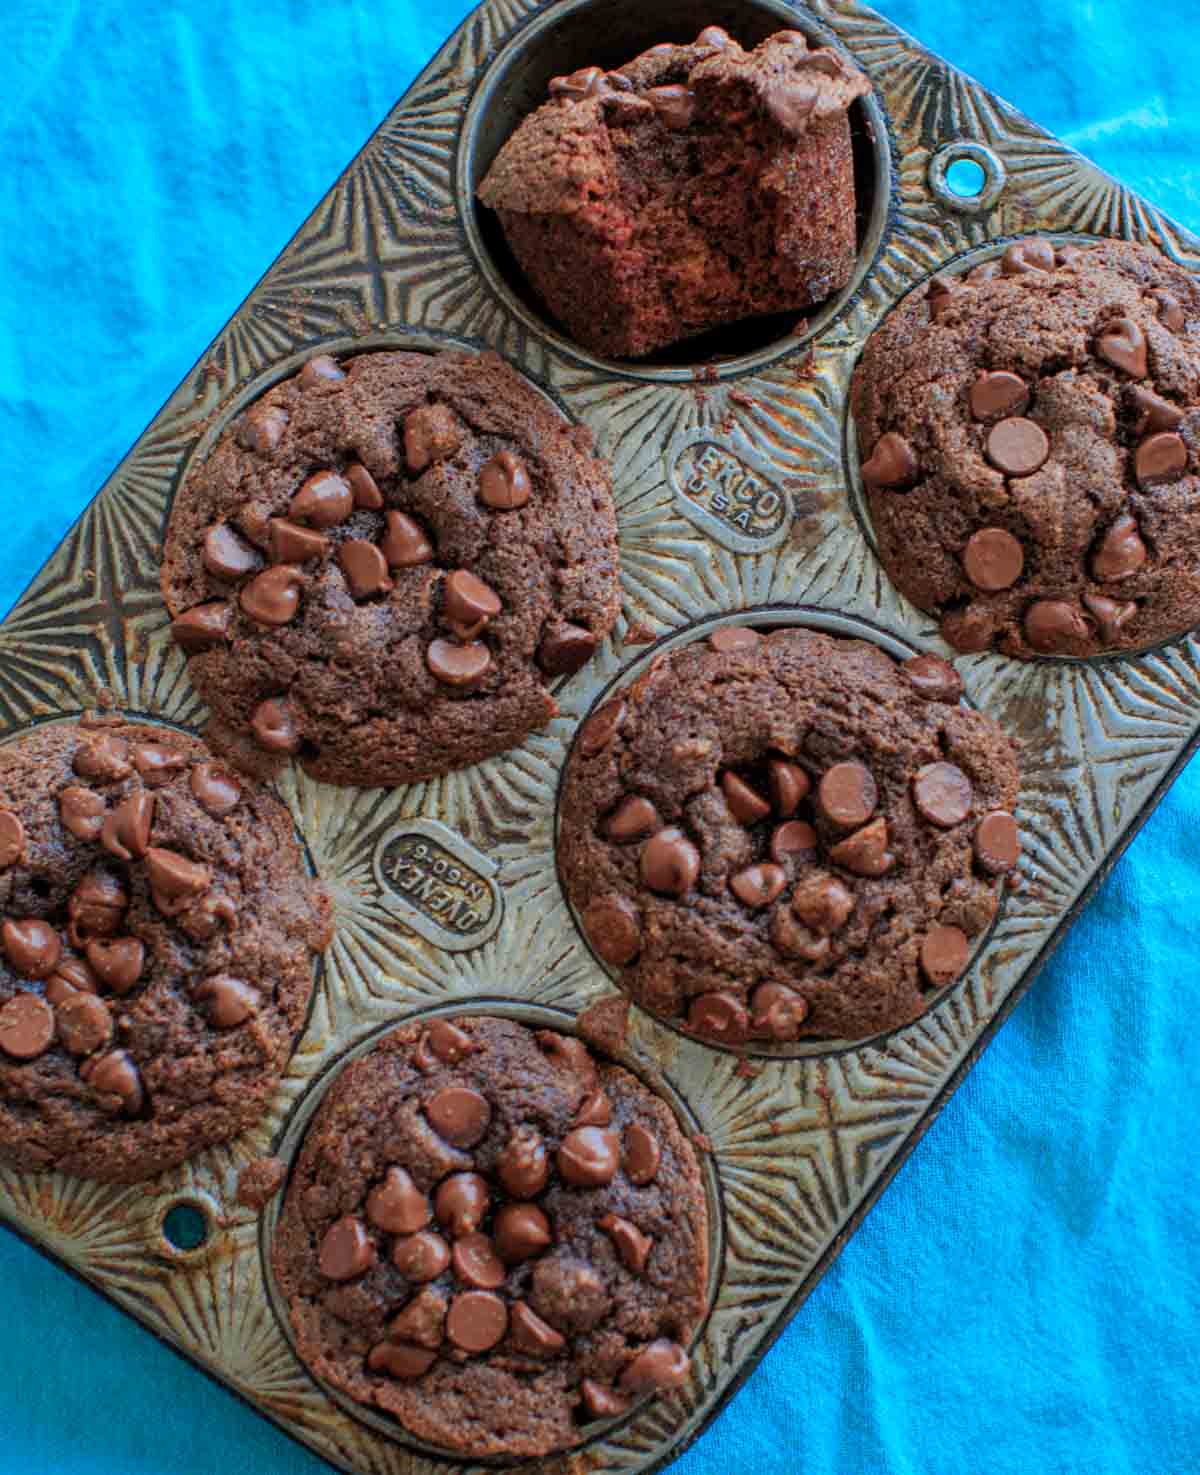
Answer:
xmin=2 ymin=1 xmax=1200 ymax=1473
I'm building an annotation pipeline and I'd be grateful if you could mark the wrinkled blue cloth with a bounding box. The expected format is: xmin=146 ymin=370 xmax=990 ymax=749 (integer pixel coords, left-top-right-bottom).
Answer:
xmin=1 ymin=3 xmax=1198 ymax=1472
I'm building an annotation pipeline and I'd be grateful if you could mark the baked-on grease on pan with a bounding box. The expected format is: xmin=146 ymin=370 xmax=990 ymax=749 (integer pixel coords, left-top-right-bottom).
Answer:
xmin=558 ymin=626 xmax=1020 ymax=1045
xmin=0 ymin=718 xmax=331 ymax=1181
xmin=162 ymin=349 xmax=619 ymax=786
xmin=478 ymin=27 xmax=869 ymax=358
xmin=272 ymin=1016 xmax=708 ymax=1458
xmin=853 ymin=238 xmax=1200 ymax=659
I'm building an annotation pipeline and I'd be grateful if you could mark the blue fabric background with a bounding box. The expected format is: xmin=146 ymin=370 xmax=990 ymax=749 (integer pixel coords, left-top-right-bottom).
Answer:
xmin=1 ymin=3 xmax=1198 ymax=1472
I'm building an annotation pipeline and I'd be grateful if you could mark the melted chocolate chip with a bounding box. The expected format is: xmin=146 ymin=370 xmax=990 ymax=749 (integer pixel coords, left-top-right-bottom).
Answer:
xmin=557 ymin=1126 xmax=620 ymax=1187
xmin=639 ymin=828 xmax=700 ymax=896
xmin=494 ymin=1204 xmax=552 ymax=1263
xmin=687 ymin=991 xmax=749 ymax=1044
xmin=478 ymin=450 xmax=531 ymax=510
xmin=290 ymin=470 xmax=353 ymax=528
xmin=0 ymin=992 xmax=55 ymax=1060
xmin=497 ymin=1126 xmax=549 ymax=1199
xmin=318 ymin=1215 xmax=376 ymax=1281
xmin=425 ymin=1085 xmax=491 ymax=1148
xmin=622 ymin=1123 xmax=660 ymax=1185
xmin=2 ymin=919 xmax=61 ymax=979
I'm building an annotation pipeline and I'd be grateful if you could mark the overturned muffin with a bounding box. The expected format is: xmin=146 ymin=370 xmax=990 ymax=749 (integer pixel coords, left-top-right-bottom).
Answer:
xmin=161 ymin=349 xmax=620 ymax=786
xmin=852 ymin=238 xmax=1200 ymax=658
xmin=478 ymin=27 xmax=870 ymax=358
xmin=272 ymin=1017 xmax=708 ymax=1458
xmin=558 ymin=627 xmax=1021 ymax=1044
xmin=0 ymin=719 xmax=331 ymax=1181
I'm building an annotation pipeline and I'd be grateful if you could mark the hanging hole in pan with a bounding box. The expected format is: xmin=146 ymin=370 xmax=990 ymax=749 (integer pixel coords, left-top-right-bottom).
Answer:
xmin=157 ymin=1196 xmax=215 ymax=1258
xmin=928 ymin=141 xmax=1006 ymax=212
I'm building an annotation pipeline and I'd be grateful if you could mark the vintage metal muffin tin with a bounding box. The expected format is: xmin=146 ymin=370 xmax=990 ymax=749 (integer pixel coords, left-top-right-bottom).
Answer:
xmin=3 ymin=0 xmax=1199 ymax=1470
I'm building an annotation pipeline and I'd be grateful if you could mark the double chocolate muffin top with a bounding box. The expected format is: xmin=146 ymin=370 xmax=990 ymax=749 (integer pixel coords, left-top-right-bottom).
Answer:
xmin=0 ymin=719 xmax=331 ymax=1182
xmin=272 ymin=1016 xmax=708 ymax=1459
xmin=558 ymin=627 xmax=1021 ymax=1045
xmin=478 ymin=27 xmax=870 ymax=358
xmin=853 ymin=238 xmax=1200 ymax=659
xmin=161 ymin=349 xmax=619 ymax=787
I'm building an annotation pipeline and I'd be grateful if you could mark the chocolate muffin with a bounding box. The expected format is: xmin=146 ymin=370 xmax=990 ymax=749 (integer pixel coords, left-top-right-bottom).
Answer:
xmin=272 ymin=1016 xmax=708 ymax=1458
xmin=852 ymin=237 xmax=1200 ymax=658
xmin=0 ymin=718 xmax=331 ymax=1181
xmin=161 ymin=349 xmax=619 ymax=786
xmin=478 ymin=27 xmax=870 ymax=359
xmin=557 ymin=626 xmax=1021 ymax=1044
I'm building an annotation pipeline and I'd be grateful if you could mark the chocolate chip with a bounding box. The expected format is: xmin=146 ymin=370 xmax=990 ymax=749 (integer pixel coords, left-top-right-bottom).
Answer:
xmin=537 ymin=1031 xmax=598 ymax=1082
xmin=339 ymin=540 xmax=394 ymax=599
xmin=251 ymin=698 xmax=301 ymax=754
xmin=763 ymin=72 xmax=819 ymax=133
xmin=985 ymin=417 xmax=1050 ymax=477
xmin=55 ymin=991 xmax=112 ymax=1056
xmin=538 ymin=623 xmax=597 ymax=676
xmin=769 ymin=820 xmax=817 ymax=865
xmin=817 ymin=761 xmax=877 ymax=829
xmin=974 ymin=810 xmax=1021 ymax=875
xmin=447 ymin=1291 xmax=508 ymax=1352
xmin=202 ymin=522 xmax=261 ymax=581
xmin=426 ymin=1085 xmax=491 ymax=1148
xmin=687 ymin=991 xmax=749 ymax=1044
xmin=132 ymin=745 xmax=187 ymax=787
xmin=1090 ymin=514 xmax=1147 ymax=582
xmin=598 ymin=1213 xmax=653 ymax=1274
xmin=479 ymin=450 xmax=531 ymax=510
xmin=387 ymin=1287 xmax=447 ymax=1348
xmin=435 ymin=1172 xmax=490 ymax=1236
xmin=391 ymin=1230 xmax=451 ymax=1281
xmin=549 ymin=65 xmax=610 ymax=99
xmin=620 ymin=1339 xmax=689 ymax=1392
xmin=452 ymin=1232 xmax=506 ymax=1290
xmin=298 ymin=354 xmax=345 ymax=388
xmin=1150 ymin=289 xmax=1186 ymax=332
xmin=1024 ymin=598 xmax=1090 ymax=653
xmin=1097 ymin=318 xmax=1148 ymax=379
xmin=45 ymin=959 xmax=97 ymax=1006
xmin=59 ymin=787 xmax=106 ymax=842
xmin=902 ymin=654 xmax=963 ymax=703
xmin=290 ymin=470 xmax=353 ymax=527
xmin=574 ymin=1092 xmax=611 ymax=1129
xmin=1001 ymin=239 xmax=1055 ymax=275
xmin=604 ymin=796 xmax=659 ymax=845
xmin=81 ymin=1048 xmax=144 ymax=1115
xmin=497 ymin=1126 xmax=549 ymax=1199
xmin=346 ymin=462 xmax=384 ymax=509
xmin=920 ymin=925 xmax=970 ymax=987
xmin=68 ymin=871 xmax=128 ymax=940
xmin=2 ymin=919 xmax=60 ymax=979
xmin=750 ymin=982 xmax=809 ymax=1042
xmin=696 ymin=24 xmax=733 ymax=46
xmin=146 ymin=847 xmax=210 ymax=901
xmin=962 ymin=527 xmax=1025 ymax=591
xmin=1135 ymin=430 xmax=1188 ymax=486
xmin=912 ymin=762 xmax=973 ymax=828
xmin=578 ymin=699 xmax=625 ymax=756
xmin=828 ymin=816 xmax=895 ymax=876
xmin=426 ymin=1019 xmax=476 ymax=1064
xmin=581 ymin=1379 xmax=629 ymax=1419
xmin=558 ymin=1126 xmax=620 ymax=1186
xmin=404 ymin=403 xmax=463 ymax=472
xmin=193 ymin=975 xmax=258 ymax=1029
xmin=969 ymin=370 xmax=1030 ymax=421
xmin=623 ymin=1123 xmax=660 ymax=1185
xmin=367 ymin=1341 xmax=436 ymax=1379
xmin=381 ymin=510 xmax=434 ymax=567
xmin=647 ymin=84 xmax=696 ymax=129
xmin=729 ymin=863 xmax=787 ymax=908
xmin=73 ymin=735 xmax=131 ymax=782
xmin=791 ymin=872 xmax=854 ymax=933
xmin=861 ymin=432 xmax=918 ymax=489
xmin=365 ymin=1166 xmax=432 ymax=1235
xmin=510 ymin=1301 xmax=566 ymax=1355
xmin=85 ymin=937 xmax=145 ymax=995
xmin=240 ymin=564 xmax=304 ymax=625
xmin=426 ymin=638 xmax=492 ymax=687
xmin=100 ymin=793 xmax=154 ymax=861
xmin=190 ymin=763 xmax=240 ymax=816
xmin=1129 ymin=385 xmax=1185 ymax=435
xmin=495 ymin=1204 xmax=552 ymax=1263
xmin=927 ymin=274 xmax=960 ymax=322
xmin=268 ymin=519 xmax=329 ymax=564
xmin=706 ymin=629 xmax=763 ymax=664
xmin=721 ymin=772 xmax=771 ymax=824
xmin=766 ymin=759 xmax=809 ymax=817
xmin=0 ymin=992 xmax=54 ymax=1060
xmin=1083 ymin=592 xmax=1137 ymax=645
xmin=172 ymin=602 xmax=233 ymax=653
xmin=444 ymin=571 xmax=501 ymax=631
xmin=239 ymin=402 xmax=289 ymax=454
xmin=319 ymin=1216 xmax=376 ymax=1281
xmin=640 ymin=828 xmax=700 ymax=897
xmin=582 ymin=895 xmax=642 ymax=967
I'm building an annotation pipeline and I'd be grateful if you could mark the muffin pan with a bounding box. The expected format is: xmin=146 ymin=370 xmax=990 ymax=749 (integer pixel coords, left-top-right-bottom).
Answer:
xmin=3 ymin=0 xmax=1199 ymax=1471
